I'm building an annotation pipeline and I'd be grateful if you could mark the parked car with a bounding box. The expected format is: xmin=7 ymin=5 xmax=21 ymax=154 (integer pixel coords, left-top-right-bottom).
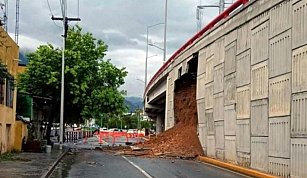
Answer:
xmin=108 ymin=128 xmax=119 ymax=132
xmin=127 ymin=129 xmax=137 ymax=134
xmin=99 ymin=127 xmax=108 ymax=132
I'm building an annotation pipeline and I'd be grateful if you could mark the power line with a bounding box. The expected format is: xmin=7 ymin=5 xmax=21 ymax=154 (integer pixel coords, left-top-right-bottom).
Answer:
xmin=46 ymin=0 xmax=54 ymax=16
xmin=59 ymin=0 xmax=64 ymax=17
xmin=46 ymin=0 xmax=62 ymax=28
xmin=52 ymin=20 xmax=63 ymax=29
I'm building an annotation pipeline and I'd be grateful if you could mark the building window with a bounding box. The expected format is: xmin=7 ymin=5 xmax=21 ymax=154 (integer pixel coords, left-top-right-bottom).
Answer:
xmin=5 ymin=78 xmax=14 ymax=108
xmin=0 ymin=80 xmax=4 ymax=104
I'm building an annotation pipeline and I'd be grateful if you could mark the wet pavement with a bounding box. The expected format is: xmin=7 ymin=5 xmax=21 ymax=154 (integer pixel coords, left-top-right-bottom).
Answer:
xmin=0 ymin=136 xmax=143 ymax=178
xmin=0 ymin=149 xmax=64 ymax=178
xmin=50 ymin=150 xmax=249 ymax=178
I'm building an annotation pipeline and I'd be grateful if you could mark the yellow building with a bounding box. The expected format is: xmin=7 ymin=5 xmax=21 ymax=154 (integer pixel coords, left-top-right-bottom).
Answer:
xmin=0 ymin=27 xmax=19 ymax=153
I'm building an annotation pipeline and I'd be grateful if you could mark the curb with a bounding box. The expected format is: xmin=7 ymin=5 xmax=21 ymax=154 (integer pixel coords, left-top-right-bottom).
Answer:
xmin=197 ymin=156 xmax=277 ymax=178
xmin=40 ymin=150 xmax=68 ymax=178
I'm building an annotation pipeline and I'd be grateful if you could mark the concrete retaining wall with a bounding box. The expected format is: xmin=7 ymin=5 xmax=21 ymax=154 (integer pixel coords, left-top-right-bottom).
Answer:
xmin=192 ymin=0 xmax=307 ymax=177
xmin=162 ymin=0 xmax=307 ymax=177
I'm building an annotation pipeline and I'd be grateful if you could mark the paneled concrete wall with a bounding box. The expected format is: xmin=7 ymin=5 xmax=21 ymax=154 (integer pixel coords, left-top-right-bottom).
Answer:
xmin=146 ymin=0 xmax=307 ymax=176
xmin=192 ymin=0 xmax=307 ymax=177
xmin=145 ymin=1 xmax=307 ymax=176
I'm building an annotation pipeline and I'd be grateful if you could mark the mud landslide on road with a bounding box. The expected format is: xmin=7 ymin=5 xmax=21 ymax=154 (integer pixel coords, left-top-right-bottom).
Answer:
xmin=139 ymin=75 xmax=204 ymax=158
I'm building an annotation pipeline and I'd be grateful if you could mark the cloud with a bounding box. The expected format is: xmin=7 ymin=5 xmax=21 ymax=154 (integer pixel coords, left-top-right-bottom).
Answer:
xmin=9 ymin=33 xmax=52 ymax=51
xmin=5 ymin=0 xmax=220 ymax=97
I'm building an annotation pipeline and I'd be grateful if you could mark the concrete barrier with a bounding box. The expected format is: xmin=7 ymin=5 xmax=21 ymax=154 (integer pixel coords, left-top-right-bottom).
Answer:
xmin=198 ymin=156 xmax=277 ymax=178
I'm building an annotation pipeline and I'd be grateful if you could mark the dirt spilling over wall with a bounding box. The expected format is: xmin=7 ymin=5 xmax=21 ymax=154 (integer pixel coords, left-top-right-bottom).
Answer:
xmin=139 ymin=75 xmax=204 ymax=158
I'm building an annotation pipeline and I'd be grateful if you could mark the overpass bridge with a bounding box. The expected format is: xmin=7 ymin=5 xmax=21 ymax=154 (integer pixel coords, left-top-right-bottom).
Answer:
xmin=144 ymin=0 xmax=307 ymax=177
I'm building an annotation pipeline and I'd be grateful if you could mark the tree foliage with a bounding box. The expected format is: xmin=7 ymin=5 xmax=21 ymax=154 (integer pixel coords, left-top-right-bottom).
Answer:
xmin=97 ymin=114 xmax=153 ymax=130
xmin=18 ymin=26 xmax=128 ymax=130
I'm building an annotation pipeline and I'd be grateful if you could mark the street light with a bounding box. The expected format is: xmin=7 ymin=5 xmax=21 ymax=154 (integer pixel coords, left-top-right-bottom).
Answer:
xmin=196 ymin=5 xmax=220 ymax=31
xmin=145 ymin=23 xmax=164 ymax=90
xmin=148 ymin=43 xmax=164 ymax=51
xmin=163 ymin=0 xmax=168 ymax=64
xmin=136 ymin=78 xmax=145 ymax=84
xmin=148 ymin=54 xmax=158 ymax=58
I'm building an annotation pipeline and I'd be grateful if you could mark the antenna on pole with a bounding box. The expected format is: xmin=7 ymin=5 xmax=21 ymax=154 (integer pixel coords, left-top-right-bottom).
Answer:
xmin=0 ymin=0 xmax=8 ymax=31
xmin=15 ymin=0 xmax=20 ymax=44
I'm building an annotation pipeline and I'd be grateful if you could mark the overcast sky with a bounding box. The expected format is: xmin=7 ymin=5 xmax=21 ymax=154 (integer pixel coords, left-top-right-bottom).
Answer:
xmin=6 ymin=0 xmax=219 ymax=97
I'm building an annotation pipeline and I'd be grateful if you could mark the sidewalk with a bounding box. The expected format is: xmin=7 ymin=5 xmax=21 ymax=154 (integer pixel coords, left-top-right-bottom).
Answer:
xmin=0 ymin=136 xmax=141 ymax=178
xmin=0 ymin=149 xmax=66 ymax=178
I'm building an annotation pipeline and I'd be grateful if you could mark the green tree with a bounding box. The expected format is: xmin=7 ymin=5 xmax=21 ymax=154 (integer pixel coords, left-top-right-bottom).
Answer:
xmin=140 ymin=120 xmax=152 ymax=129
xmin=121 ymin=114 xmax=138 ymax=129
xmin=18 ymin=26 xmax=127 ymax=143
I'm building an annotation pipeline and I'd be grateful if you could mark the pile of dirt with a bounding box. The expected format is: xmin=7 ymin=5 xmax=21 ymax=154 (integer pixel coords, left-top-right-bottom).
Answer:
xmin=99 ymin=74 xmax=204 ymax=158
xmin=138 ymin=75 xmax=204 ymax=158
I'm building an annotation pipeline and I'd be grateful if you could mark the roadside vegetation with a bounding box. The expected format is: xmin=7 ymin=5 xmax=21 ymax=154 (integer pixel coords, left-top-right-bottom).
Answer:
xmin=0 ymin=151 xmax=30 ymax=162
xmin=18 ymin=25 xmax=128 ymax=144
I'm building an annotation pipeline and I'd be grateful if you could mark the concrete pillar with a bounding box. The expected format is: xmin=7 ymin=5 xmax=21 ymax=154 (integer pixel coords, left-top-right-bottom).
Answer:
xmin=156 ymin=115 xmax=163 ymax=135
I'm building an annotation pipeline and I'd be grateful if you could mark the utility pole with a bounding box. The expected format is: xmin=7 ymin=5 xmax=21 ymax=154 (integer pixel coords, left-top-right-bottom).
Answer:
xmin=51 ymin=0 xmax=80 ymax=150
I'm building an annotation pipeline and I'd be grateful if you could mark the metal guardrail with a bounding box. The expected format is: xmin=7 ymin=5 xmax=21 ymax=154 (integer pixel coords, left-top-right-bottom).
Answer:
xmin=65 ymin=130 xmax=84 ymax=142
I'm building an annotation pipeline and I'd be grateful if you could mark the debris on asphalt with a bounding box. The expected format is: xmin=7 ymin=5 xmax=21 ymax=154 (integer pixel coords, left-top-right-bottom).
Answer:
xmin=113 ymin=151 xmax=125 ymax=156
xmin=130 ymin=146 xmax=142 ymax=151
xmin=97 ymin=81 xmax=203 ymax=159
xmin=137 ymin=81 xmax=203 ymax=158
xmin=87 ymin=161 xmax=103 ymax=167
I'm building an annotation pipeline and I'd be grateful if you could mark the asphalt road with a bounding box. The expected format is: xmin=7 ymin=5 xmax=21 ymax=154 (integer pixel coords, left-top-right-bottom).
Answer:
xmin=50 ymin=150 xmax=249 ymax=178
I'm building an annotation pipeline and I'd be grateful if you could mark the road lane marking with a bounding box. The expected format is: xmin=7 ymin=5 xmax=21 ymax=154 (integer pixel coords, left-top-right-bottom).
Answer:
xmin=122 ymin=156 xmax=153 ymax=178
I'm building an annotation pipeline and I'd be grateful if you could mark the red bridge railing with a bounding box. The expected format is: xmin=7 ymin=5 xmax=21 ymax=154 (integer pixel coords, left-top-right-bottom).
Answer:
xmin=145 ymin=0 xmax=249 ymax=94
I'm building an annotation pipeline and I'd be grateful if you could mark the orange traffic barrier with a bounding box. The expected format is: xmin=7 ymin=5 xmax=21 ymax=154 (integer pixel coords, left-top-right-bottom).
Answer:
xmin=98 ymin=131 xmax=144 ymax=145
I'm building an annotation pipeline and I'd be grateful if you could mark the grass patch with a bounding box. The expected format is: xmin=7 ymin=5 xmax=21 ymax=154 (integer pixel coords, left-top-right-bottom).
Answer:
xmin=0 ymin=152 xmax=15 ymax=161
xmin=0 ymin=152 xmax=30 ymax=162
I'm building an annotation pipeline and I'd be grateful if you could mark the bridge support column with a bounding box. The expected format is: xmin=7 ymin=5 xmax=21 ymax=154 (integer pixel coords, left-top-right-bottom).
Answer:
xmin=156 ymin=114 xmax=164 ymax=135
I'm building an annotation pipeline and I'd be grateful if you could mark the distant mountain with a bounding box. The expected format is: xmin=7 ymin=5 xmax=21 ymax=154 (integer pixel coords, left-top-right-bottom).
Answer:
xmin=125 ymin=96 xmax=143 ymax=113
xmin=19 ymin=48 xmax=33 ymax=66
xmin=19 ymin=52 xmax=28 ymax=66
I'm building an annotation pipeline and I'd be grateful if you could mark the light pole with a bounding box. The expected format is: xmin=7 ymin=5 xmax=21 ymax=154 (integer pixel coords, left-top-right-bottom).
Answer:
xmin=145 ymin=23 xmax=164 ymax=89
xmin=196 ymin=5 xmax=219 ymax=31
xmin=148 ymin=43 xmax=164 ymax=51
xmin=163 ymin=0 xmax=168 ymax=63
